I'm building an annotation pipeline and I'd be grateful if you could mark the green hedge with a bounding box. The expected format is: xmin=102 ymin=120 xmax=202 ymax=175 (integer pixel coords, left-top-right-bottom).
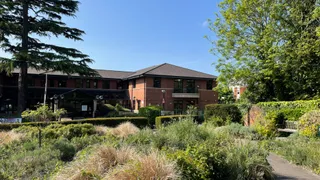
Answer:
xmin=138 ymin=106 xmax=162 ymax=127
xmin=155 ymin=115 xmax=197 ymax=129
xmin=0 ymin=117 xmax=148 ymax=131
xmin=257 ymin=100 xmax=320 ymax=111
xmin=204 ymin=104 xmax=242 ymax=126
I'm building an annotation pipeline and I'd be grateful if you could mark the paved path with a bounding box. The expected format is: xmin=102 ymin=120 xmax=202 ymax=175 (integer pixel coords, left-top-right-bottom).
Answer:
xmin=267 ymin=153 xmax=320 ymax=180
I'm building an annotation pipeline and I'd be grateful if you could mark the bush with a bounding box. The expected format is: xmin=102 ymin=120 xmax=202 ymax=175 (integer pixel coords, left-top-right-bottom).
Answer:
xmin=0 ymin=117 xmax=149 ymax=130
xmin=298 ymin=110 xmax=320 ymax=137
xmin=214 ymin=123 xmax=262 ymax=140
xmin=257 ymin=99 xmax=320 ymax=111
xmin=21 ymin=105 xmax=66 ymax=122
xmin=204 ymin=104 xmax=242 ymax=126
xmin=253 ymin=112 xmax=278 ymax=138
xmin=139 ymin=106 xmax=162 ymax=126
xmin=278 ymin=108 xmax=307 ymax=121
xmin=54 ymin=138 xmax=76 ymax=161
xmin=155 ymin=115 xmax=198 ymax=129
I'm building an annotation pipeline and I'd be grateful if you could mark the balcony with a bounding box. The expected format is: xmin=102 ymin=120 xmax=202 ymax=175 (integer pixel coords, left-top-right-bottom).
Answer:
xmin=172 ymin=88 xmax=200 ymax=98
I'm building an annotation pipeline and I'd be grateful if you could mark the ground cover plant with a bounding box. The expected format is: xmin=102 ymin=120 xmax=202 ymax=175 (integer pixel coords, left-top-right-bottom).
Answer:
xmin=0 ymin=117 xmax=275 ymax=180
xmin=261 ymin=134 xmax=320 ymax=174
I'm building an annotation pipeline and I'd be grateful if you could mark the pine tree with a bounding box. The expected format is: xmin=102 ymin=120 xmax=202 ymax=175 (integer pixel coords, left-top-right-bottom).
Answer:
xmin=0 ymin=0 xmax=97 ymax=113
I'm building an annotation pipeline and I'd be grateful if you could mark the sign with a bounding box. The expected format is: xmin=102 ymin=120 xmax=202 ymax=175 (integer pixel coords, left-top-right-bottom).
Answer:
xmin=0 ymin=118 xmax=22 ymax=123
xmin=81 ymin=105 xmax=88 ymax=111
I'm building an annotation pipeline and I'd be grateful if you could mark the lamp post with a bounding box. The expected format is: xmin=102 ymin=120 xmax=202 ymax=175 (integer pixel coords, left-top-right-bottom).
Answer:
xmin=43 ymin=73 xmax=47 ymax=106
xmin=161 ymin=90 xmax=166 ymax=110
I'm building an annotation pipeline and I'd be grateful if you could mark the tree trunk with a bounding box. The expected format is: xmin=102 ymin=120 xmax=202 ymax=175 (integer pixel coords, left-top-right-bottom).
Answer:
xmin=17 ymin=0 xmax=29 ymax=114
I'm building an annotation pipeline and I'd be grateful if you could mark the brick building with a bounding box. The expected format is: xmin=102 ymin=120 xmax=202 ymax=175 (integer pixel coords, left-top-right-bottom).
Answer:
xmin=231 ymin=85 xmax=247 ymax=100
xmin=0 ymin=63 xmax=217 ymax=117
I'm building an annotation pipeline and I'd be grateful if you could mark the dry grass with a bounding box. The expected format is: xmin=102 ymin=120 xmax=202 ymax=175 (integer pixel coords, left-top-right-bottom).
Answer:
xmin=105 ymin=151 xmax=180 ymax=180
xmin=54 ymin=146 xmax=138 ymax=180
xmin=94 ymin=125 xmax=110 ymax=135
xmin=0 ymin=131 xmax=23 ymax=145
xmin=111 ymin=122 xmax=140 ymax=138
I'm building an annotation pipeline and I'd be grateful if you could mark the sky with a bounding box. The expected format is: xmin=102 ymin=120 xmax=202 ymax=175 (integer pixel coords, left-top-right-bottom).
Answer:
xmin=0 ymin=0 xmax=221 ymax=76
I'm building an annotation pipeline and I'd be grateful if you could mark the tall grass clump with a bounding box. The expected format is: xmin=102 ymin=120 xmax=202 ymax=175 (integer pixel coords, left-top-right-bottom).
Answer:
xmin=0 ymin=131 xmax=23 ymax=145
xmin=111 ymin=122 xmax=140 ymax=138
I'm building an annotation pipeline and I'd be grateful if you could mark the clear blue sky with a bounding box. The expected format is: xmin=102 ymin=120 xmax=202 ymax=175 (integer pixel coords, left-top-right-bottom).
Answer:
xmin=1 ymin=0 xmax=221 ymax=75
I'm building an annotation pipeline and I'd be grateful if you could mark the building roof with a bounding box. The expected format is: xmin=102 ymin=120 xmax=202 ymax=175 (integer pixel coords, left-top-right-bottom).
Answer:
xmin=126 ymin=63 xmax=217 ymax=80
xmin=11 ymin=63 xmax=216 ymax=80
xmin=11 ymin=68 xmax=134 ymax=79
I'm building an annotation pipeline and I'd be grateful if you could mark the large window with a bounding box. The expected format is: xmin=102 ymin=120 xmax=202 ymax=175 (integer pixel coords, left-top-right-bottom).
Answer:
xmin=174 ymin=79 xmax=183 ymax=93
xmin=28 ymin=78 xmax=35 ymax=87
xmin=207 ymin=80 xmax=213 ymax=90
xmin=186 ymin=80 xmax=195 ymax=93
xmin=58 ymin=80 xmax=67 ymax=87
xmin=103 ymin=80 xmax=110 ymax=89
xmin=75 ymin=79 xmax=83 ymax=88
xmin=153 ymin=77 xmax=161 ymax=88
xmin=93 ymin=80 xmax=98 ymax=88
xmin=50 ymin=80 xmax=55 ymax=87
xmin=86 ymin=80 xmax=90 ymax=88
xmin=40 ymin=79 xmax=45 ymax=87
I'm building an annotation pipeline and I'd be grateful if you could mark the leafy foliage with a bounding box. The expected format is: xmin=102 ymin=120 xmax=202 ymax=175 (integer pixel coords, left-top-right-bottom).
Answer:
xmin=204 ymin=104 xmax=242 ymax=126
xmin=139 ymin=105 xmax=162 ymax=126
xmin=21 ymin=105 xmax=66 ymax=122
xmin=298 ymin=110 xmax=320 ymax=137
xmin=210 ymin=0 xmax=320 ymax=102
xmin=0 ymin=0 xmax=97 ymax=112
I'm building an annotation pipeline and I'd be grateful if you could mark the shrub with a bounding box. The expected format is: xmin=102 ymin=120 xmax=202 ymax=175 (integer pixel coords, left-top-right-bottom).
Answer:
xmin=54 ymin=138 xmax=76 ymax=161
xmin=0 ymin=146 xmax=62 ymax=179
xmin=298 ymin=110 xmax=320 ymax=137
xmin=54 ymin=146 xmax=138 ymax=179
xmin=58 ymin=123 xmax=96 ymax=140
xmin=155 ymin=115 xmax=197 ymax=129
xmin=0 ymin=131 xmax=23 ymax=145
xmin=253 ymin=112 xmax=278 ymax=138
xmin=111 ymin=122 xmax=140 ymax=138
xmin=204 ymin=104 xmax=242 ymax=126
xmin=278 ymin=108 xmax=307 ymax=121
xmin=214 ymin=123 xmax=262 ymax=140
xmin=156 ymin=117 xmax=209 ymax=149
xmin=0 ymin=117 xmax=149 ymax=130
xmin=257 ymin=99 xmax=320 ymax=111
xmin=139 ymin=105 xmax=162 ymax=126
xmin=21 ymin=105 xmax=66 ymax=122
xmin=115 ymin=103 xmax=131 ymax=112
xmin=106 ymin=151 xmax=179 ymax=180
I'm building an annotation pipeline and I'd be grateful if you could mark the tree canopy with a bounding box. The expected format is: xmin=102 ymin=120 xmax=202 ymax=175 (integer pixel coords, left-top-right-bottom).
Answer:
xmin=210 ymin=0 xmax=320 ymax=103
xmin=0 ymin=0 xmax=97 ymax=113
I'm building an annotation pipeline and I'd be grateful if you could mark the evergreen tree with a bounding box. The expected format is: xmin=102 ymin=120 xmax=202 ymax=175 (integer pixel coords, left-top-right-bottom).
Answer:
xmin=0 ymin=0 xmax=97 ymax=113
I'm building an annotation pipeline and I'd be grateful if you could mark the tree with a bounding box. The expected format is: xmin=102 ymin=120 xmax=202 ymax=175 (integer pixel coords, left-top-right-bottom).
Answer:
xmin=215 ymin=86 xmax=235 ymax=104
xmin=209 ymin=0 xmax=320 ymax=103
xmin=0 ymin=0 xmax=97 ymax=114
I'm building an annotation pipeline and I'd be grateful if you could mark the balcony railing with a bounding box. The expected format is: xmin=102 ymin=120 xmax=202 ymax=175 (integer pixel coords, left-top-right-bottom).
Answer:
xmin=173 ymin=88 xmax=198 ymax=93
xmin=172 ymin=88 xmax=200 ymax=98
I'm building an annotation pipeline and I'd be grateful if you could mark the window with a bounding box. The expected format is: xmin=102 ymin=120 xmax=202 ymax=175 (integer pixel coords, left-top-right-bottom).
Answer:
xmin=132 ymin=80 xmax=136 ymax=88
xmin=86 ymin=80 xmax=90 ymax=88
xmin=28 ymin=78 xmax=35 ymax=86
xmin=93 ymin=80 xmax=98 ymax=88
xmin=132 ymin=100 xmax=136 ymax=110
xmin=50 ymin=80 xmax=55 ymax=87
xmin=207 ymin=80 xmax=213 ymax=90
xmin=75 ymin=79 xmax=83 ymax=88
xmin=117 ymin=81 xmax=122 ymax=89
xmin=40 ymin=80 xmax=45 ymax=87
xmin=58 ymin=80 xmax=67 ymax=87
xmin=103 ymin=80 xmax=110 ymax=89
xmin=186 ymin=80 xmax=195 ymax=93
xmin=174 ymin=79 xmax=183 ymax=93
xmin=137 ymin=100 xmax=141 ymax=109
xmin=153 ymin=77 xmax=161 ymax=88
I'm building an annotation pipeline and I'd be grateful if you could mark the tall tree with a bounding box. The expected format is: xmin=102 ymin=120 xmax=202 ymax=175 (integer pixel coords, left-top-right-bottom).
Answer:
xmin=0 ymin=0 xmax=97 ymax=113
xmin=210 ymin=0 xmax=320 ymax=102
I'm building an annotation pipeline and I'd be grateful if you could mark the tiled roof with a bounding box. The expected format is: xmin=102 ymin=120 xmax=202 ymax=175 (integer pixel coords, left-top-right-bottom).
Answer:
xmin=126 ymin=63 xmax=217 ymax=79
xmin=11 ymin=63 xmax=216 ymax=80
xmin=11 ymin=68 xmax=134 ymax=79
